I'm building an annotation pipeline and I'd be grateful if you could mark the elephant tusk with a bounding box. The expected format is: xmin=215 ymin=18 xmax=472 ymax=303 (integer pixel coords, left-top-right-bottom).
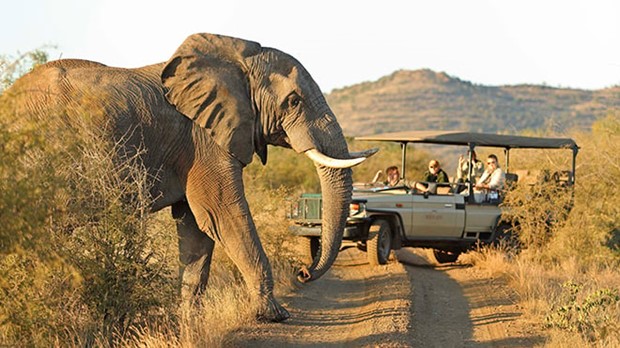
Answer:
xmin=349 ymin=147 xmax=379 ymax=159
xmin=305 ymin=149 xmax=367 ymax=168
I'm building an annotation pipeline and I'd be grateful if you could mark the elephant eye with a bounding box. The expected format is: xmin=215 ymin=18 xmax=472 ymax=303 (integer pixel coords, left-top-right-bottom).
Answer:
xmin=287 ymin=93 xmax=302 ymax=109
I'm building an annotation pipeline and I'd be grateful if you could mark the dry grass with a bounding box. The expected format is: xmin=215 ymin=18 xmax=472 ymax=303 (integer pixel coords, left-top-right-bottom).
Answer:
xmin=2 ymin=52 xmax=618 ymax=347
xmin=464 ymin=114 xmax=620 ymax=346
xmin=0 ymin=82 xmax=299 ymax=346
xmin=122 ymin=280 xmax=257 ymax=347
xmin=113 ymin=186 xmax=300 ymax=347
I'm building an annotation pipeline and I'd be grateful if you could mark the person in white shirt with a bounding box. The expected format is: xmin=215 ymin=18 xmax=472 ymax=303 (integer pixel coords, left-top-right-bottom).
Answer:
xmin=456 ymin=150 xmax=484 ymax=184
xmin=475 ymin=154 xmax=505 ymax=192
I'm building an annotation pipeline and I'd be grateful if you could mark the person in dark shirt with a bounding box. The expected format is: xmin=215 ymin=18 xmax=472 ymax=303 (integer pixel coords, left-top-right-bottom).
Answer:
xmin=415 ymin=160 xmax=449 ymax=193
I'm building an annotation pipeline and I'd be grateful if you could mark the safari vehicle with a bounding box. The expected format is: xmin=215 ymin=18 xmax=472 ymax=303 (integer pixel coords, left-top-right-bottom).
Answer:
xmin=289 ymin=131 xmax=579 ymax=265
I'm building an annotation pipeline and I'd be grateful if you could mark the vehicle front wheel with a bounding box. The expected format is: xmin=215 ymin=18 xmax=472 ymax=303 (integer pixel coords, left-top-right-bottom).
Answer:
xmin=432 ymin=249 xmax=460 ymax=264
xmin=300 ymin=236 xmax=321 ymax=265
xmin=367 ymin=220 xmax=392 ymax=265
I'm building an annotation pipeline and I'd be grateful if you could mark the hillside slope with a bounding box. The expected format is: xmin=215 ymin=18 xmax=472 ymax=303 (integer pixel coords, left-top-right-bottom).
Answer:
xmin=327 ymin=69 xmax=620 ymax=136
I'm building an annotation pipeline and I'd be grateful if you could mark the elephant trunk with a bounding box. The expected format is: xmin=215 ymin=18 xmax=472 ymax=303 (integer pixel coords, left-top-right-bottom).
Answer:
xmin=297 ymin=164 xmax=352 ymax=282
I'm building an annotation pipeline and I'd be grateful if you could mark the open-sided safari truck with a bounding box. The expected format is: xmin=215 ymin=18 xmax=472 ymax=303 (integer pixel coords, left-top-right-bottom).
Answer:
xmin=289 ymin=130 xmax=579 ymax=265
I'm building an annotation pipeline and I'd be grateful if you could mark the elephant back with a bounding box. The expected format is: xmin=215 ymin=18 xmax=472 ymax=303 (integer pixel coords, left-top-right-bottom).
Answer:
xmin=5 ymin=59 xmax=174 ymax=130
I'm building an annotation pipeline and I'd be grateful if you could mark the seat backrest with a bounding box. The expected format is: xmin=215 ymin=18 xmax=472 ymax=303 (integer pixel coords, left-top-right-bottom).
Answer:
xmin=437 ymin=186 xmax=452 ymax=195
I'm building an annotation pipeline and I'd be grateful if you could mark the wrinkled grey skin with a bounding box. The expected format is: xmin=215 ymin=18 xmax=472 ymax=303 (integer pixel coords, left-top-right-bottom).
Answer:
xmin=5 ymin=33 xmax=354 ymax=322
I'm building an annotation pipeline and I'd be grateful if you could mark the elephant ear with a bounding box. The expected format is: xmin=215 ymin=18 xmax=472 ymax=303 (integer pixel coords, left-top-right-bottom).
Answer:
xmin=161 ymin=33 xmax=262 ymax=165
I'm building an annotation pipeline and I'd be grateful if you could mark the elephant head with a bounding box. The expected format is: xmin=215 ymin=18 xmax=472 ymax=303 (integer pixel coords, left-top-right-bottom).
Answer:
xmin=160 ymin=34 xmax=374 ymax=283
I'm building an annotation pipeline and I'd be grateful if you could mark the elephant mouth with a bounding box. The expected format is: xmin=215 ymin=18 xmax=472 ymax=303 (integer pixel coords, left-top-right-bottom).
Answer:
xmin=304 ymin=148 xmax=378 ymax=169
xmin=267 ymin=131 xmax=291 ymax=149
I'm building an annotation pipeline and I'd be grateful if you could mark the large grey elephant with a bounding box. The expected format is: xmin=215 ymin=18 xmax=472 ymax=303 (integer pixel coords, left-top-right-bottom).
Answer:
xmin=4 ymin=33 xmax=375 ymax=322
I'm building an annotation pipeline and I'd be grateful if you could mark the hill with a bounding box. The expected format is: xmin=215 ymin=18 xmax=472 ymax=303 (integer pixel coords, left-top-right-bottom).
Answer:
xmin=326 ymin=69 xmax=620 ymax=136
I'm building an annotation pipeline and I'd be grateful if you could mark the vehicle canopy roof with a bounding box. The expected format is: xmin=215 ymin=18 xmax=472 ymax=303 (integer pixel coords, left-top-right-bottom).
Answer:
xmin=355 ymin=130 xmax=578 ymax=150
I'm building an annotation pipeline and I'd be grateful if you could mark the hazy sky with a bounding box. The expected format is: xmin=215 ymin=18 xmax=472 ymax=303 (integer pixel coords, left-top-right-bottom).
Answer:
xmin=2 ymin=0 xmax=619 ymax=92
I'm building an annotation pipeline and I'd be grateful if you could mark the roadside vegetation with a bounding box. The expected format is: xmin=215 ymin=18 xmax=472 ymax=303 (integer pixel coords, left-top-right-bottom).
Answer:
xmin=0 ymin=52 xmax=301 ymax=347
xmin=463 ymin=113 xmax=620 ymax=346
xmin=1 ymin=52 xmax=618 ymax=347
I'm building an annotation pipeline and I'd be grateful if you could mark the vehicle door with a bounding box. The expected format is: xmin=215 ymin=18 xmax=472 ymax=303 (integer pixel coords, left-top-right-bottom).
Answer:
xmin=408 ymin=193 xmax=465 ymax=238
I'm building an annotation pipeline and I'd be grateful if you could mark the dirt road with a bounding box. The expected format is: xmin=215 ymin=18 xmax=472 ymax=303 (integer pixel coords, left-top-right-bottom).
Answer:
xmin=228 ymin=247 xmax=545 ymax=347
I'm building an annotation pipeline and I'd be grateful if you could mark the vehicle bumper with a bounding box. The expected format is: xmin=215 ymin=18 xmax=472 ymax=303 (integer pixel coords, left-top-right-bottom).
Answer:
xmin=289 ymin=224 xmax=362 ymax=239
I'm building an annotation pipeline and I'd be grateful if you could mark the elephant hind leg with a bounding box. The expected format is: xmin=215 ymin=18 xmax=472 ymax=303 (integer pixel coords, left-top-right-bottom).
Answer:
xmin=172 ymin=200 xmax=215 ymax=302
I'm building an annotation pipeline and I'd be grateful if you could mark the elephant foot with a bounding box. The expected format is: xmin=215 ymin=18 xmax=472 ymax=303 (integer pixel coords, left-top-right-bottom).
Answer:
xmin=256 ymin=297 xmax=290 ymax=323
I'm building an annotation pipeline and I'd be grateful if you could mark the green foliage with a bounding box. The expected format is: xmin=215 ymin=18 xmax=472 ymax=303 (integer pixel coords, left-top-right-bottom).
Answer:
xmin=545 ymin=281 xmax=620 ymax=342
xmin=247 ymin=186 xmax=296 ymax=260
xmin=497 ymin=113 xmax=620 ymax=344
xmin=502 ymin=179 xmax=574 ymax=250
xmin=0 ymin=254 xmax=82 ymax=346
xmin=557 ymin=112 xmax=620 ymax=262
xmin=500 ymin=112 xmax=620 ymax=264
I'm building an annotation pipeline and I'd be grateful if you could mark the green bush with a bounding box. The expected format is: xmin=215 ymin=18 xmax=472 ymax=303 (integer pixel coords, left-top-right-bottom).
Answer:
xmin=545 ymin=281 xmax=620 ymax=342
xmin=502 ymin=178 xmax=574 ymax=251
xmin=501 ymin=113 xmax=620 ymax=264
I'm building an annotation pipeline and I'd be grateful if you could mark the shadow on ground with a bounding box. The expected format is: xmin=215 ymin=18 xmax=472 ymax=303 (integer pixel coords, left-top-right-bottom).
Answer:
xmin=396 ymin=248 xmax=475 ymax=346
xmin=397 ymin=248 xmax=546 ymax=347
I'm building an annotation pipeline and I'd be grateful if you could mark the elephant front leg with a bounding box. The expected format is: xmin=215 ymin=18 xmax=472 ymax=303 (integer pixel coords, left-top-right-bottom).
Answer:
xmin=215 ymin=206 xmax=290 ymax=322
xmin=185 ymin=187 xmax=290 ymax=322
xmin=172 ymin=201 xmax=215 ymax=303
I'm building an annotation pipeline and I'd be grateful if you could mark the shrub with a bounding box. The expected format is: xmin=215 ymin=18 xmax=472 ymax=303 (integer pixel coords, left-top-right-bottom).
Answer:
xmin=545 ymin=281 xmax=620 ymax=342
xmin=474 ymin=113 xmax=620 ymax=346
xmin=0 ymin=91 xmax=178 ymax=345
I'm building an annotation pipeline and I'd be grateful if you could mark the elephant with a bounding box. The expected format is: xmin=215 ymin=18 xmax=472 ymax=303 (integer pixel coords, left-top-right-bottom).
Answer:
xmin=3 ymin=33 xmax=376 ymax=322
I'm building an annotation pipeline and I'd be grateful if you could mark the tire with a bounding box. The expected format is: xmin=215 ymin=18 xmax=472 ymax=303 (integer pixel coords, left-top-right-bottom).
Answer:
xmin=433 ymin=249 xmax=460 ymax=264
xmin=300 ymin=236 xmax=321 ymax=265
xmin=367 ymin=220 xmax=392 ymax=265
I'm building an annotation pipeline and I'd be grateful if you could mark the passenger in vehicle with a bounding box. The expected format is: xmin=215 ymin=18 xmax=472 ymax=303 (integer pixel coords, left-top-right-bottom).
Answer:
xmin=415 ymin=160 xmax=449 ymax=193
xmin=475 ymin=154 xmax=505 ymax=192
xmin=456 ymin=150 xmax=484 ymax=184
xmin=372 ymin=165 xmax=408 ymax=187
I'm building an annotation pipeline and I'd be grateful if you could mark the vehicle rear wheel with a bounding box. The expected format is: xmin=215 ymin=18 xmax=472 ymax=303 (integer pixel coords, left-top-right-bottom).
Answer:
xmin=300 ymin=236 xmax=321 ymax=264
xmin=367 ymin=220 xmax=392 ymax=265
xmin=432 ymin=249 xmax=460 ymax=264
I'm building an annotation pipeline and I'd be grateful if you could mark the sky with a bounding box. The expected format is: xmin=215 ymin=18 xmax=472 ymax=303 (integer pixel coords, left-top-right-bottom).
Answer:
xmin=2 ymin=0 xmax=619 ymax=92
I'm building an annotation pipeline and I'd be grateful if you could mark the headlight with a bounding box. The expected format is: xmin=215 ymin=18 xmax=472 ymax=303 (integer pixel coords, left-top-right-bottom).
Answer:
xmin=349 ymin=201 xmax=366 ymax=216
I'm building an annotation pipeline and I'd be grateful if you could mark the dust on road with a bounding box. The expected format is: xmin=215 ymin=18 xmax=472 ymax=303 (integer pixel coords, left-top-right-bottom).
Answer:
xmin=228 ymin=247 xmax=545 ymax=347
